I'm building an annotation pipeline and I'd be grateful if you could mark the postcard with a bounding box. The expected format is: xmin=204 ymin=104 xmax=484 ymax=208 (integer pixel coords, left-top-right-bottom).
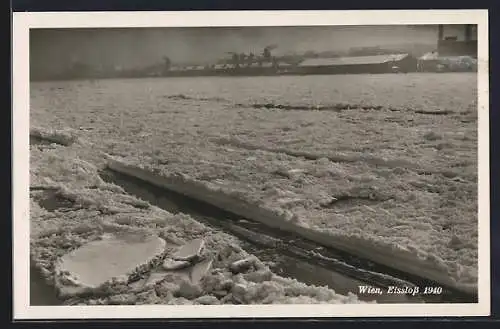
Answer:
xmin=12 ymin=9 xmax=490 ymax=319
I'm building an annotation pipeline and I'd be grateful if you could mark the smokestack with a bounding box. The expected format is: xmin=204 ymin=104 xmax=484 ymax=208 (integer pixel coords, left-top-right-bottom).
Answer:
xmin=438 ymin=25 xmax=444 ymax=41
xmin=465 ymin=24 xmax=472 ymax=41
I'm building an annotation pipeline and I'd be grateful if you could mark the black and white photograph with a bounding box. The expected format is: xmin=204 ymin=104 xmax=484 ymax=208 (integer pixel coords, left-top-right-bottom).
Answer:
xmin=13 ymin=10 xmax=489 ymax=319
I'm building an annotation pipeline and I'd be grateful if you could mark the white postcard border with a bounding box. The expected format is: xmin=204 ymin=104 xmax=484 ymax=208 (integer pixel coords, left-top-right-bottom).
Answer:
xmin=12 ymin=9 xmax=490 ymax=319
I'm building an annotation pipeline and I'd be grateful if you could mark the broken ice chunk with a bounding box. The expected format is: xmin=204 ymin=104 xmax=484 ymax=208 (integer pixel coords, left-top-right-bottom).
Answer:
xmin=144 ymin=272 xmax=170 ymax=287
xmin=195 ymin=295 xmax=220 ymax=305
xmin=229 ymin=256 xmax=258 ymax=274
xmin=162 ymin=258 xmax=191 ymax=271
xmin=190 ymin=258 xmax=213 ymax=284
xmin=55 ymin=232 xmax=166 ymax=296
xmin=243 ymin=269 xmax=273 ymax=283
xmin=172 ymin=238 xmax=205 ymax=261
xmin=177 ymin=280 xmax=203 ymax=299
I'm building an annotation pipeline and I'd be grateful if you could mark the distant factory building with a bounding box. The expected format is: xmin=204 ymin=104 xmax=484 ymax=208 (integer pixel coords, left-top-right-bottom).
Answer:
xmin=438 ymin=24 xmax=477 ymax=57
xmin=296 ymin=53 xmax=417 ymax=74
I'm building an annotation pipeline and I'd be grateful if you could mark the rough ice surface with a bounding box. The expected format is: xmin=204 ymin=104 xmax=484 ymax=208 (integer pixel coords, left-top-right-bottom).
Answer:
xmin=163 ymin=259 xmax=191 ymax=270
xmin=30 ymin=74 xmax=478 ymax=298
xmin=30 ymin=136 xmax=363 ymax=305
xmin=109 ymin=156 xmax=475 ymax=293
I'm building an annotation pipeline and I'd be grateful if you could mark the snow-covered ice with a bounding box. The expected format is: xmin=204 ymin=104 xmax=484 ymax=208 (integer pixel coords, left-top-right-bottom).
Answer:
xmin=30 ymin=73 xmax=478 ymax=299
xmin=30 ymin=138 xmax=365 ymax=304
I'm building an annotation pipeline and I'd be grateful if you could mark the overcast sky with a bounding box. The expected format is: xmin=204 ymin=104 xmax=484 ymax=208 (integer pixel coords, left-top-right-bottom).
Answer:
xmin=30 ymin=25 xmax=473 ymax=75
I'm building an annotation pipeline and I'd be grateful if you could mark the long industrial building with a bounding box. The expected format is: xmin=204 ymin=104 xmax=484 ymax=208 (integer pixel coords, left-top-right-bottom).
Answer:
xmin=294 ymin=53 xmax=418 ymax=75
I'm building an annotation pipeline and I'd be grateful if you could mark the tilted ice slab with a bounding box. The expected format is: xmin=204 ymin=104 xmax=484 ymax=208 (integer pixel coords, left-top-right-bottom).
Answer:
xmin=54 ymin=232 xmax=166 ymax=297
xmin=106 ymin=156 xmax=477 ymax=296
